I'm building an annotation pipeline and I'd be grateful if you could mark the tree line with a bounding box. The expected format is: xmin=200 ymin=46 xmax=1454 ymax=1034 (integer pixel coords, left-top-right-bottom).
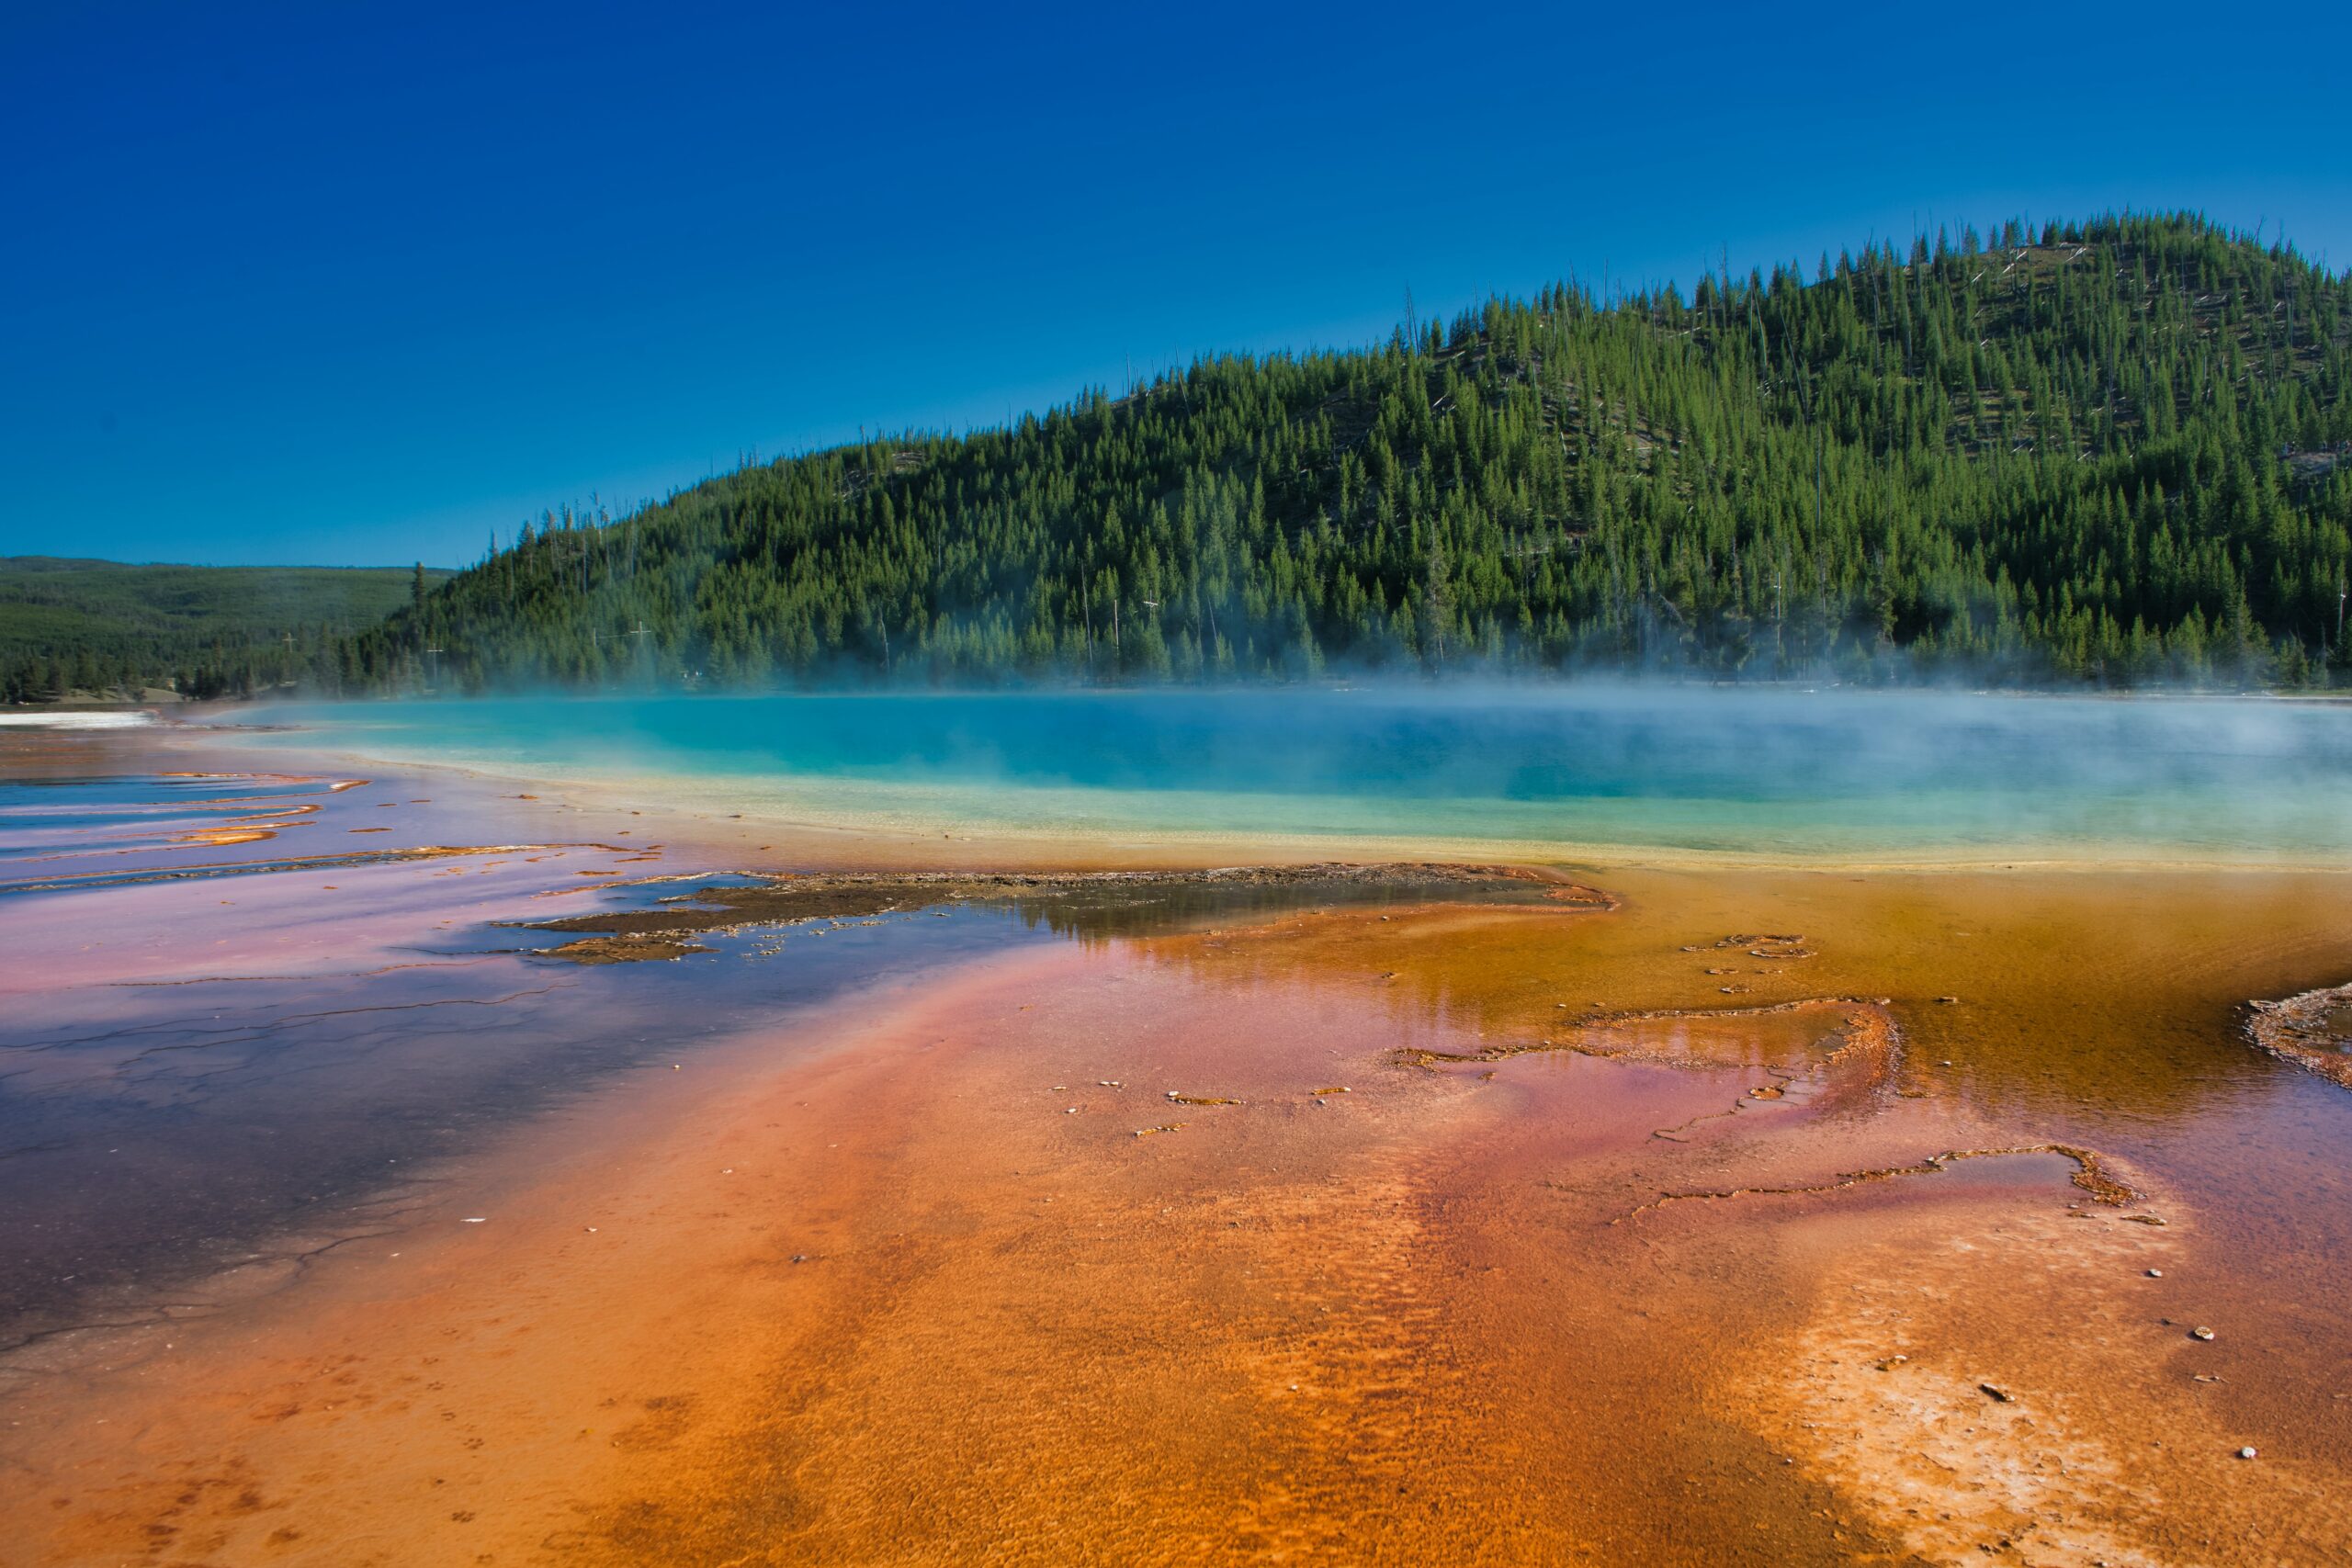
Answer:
xmin=20 ymin=211 xmax=2349 ymax=702
xmin=0 ymin=559 xmax=443 ymax=705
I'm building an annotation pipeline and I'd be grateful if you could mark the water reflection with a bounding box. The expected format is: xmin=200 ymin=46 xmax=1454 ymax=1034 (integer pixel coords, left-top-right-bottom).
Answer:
xmin=0 ymin=773 xmax=1566 ymax=1357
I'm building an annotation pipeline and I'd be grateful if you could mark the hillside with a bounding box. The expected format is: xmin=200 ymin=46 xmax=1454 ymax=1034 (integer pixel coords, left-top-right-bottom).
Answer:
xmin=0 ymin=558 xmax=450 ymax=703
xmin=239 ymin=213 xmax=2352 ymax=690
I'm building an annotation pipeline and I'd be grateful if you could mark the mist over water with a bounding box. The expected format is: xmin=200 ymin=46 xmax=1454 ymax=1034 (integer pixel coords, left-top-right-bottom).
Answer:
xmin=221 ymin=686 xmax=2352 ymax=859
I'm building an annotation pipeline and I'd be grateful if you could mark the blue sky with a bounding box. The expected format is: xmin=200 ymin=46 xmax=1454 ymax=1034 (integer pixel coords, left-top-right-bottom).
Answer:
xmin=4 ymin=2 xmax=2346 ymax=569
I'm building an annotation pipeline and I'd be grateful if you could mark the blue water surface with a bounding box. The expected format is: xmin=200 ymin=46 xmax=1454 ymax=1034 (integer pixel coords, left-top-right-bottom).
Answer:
xmin=208 ymin=686 xmax=2352 ymax=860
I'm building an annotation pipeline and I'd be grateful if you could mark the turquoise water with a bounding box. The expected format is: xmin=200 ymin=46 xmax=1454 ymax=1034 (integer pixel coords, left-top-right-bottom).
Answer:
xmin=209 ymin=686 xmax=2352 ymax=860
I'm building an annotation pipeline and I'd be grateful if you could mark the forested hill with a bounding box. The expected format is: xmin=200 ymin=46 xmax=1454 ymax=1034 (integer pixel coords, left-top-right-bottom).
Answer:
xmin=345 ymin=213 xmax=2346 ymax=692
xmin=0 ymin=558 xmax=447 ymax=704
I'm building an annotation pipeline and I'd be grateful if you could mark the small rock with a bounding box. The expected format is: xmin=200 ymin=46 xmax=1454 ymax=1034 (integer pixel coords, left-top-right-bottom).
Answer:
xmin=2190 ymin=1326 xmax=2215 ymax=1341
xmin=1980 ymin=1383 xmax=2013 ymax=1404
xmin=1937 ymin=995 xmax=1960 ymax=1004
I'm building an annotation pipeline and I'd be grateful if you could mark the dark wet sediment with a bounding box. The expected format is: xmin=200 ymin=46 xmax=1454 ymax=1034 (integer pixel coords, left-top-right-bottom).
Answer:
xmin=514 ymin=862 xmax=1613 ymax=961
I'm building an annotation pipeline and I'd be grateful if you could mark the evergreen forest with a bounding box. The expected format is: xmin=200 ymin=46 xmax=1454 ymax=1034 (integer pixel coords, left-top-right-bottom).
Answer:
xmin=0 ymin=558 xmax=447 ymax=703
xmin=14 ymin=212 xmax=2352 ymax=700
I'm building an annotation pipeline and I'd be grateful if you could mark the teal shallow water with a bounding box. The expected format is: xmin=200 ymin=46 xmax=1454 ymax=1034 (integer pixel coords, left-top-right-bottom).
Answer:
xmin=204 ymin=686 xmax=2352 ymax=861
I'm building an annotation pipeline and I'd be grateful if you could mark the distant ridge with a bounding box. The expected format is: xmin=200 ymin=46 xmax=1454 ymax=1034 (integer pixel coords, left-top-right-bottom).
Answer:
xmin=1 ymin=557 xmax=450 ymax=703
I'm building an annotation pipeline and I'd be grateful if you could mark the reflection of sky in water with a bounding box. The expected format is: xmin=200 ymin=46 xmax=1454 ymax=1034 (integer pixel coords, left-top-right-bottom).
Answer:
xmin=0 ymin=773 xmax=345 ymax=864
xmin=0 ymin=770 xmax=1546 ymax=1351
xmin=218 ymin=688 xmax=2352 ymax=856
xmin=0 ymin=886 xmax=1057 ymax=1352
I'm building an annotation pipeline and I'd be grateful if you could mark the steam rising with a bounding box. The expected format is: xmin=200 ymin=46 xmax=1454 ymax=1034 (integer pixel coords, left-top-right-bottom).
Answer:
xmin=223 ymin=684 xmax=2352 ymax=861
